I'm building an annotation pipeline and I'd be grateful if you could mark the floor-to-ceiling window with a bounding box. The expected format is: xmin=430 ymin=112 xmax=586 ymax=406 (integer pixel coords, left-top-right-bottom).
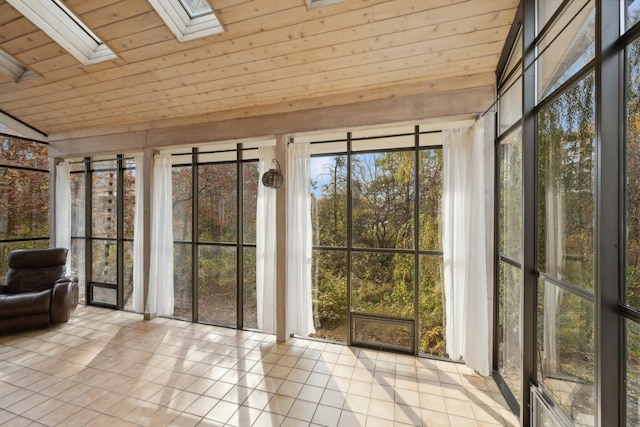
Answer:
xmin=535 ymin=0 xmax=596 ymax=424
xmin=69 ymin=155 xmax=137 ymax=309
xmin=0 ymin=133 xmax=49 ymax=275
xmin=497 ymin=0 xmax=633 ymax=424
xmin=303 ymin=125 xmax=445 ymax=356
xmin=624 ymin=2 xmax=640 ymax=425
xmin=496 ymin=27 xmax=524 ymax=411
xmin=170 ymin=143 xmax=260 ymax=329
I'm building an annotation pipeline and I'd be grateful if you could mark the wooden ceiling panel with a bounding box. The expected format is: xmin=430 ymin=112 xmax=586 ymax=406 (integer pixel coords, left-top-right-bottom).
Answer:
xmin=0 ymin=0 xmax=518 ymax=136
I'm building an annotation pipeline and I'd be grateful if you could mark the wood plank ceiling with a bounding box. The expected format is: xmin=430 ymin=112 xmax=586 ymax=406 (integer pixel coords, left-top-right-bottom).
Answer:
xmin=0 ymin=0 xmax=518 ymax=139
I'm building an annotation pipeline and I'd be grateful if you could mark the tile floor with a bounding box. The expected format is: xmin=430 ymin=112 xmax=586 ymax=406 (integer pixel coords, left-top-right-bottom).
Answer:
xmin=0 ymin=305 xmax=519 ymax=426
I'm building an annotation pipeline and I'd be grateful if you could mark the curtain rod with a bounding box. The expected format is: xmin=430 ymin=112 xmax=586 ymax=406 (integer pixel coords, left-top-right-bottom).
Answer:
xmin=294 ymin=129 xmax=444 ymax=145
xmin=65 ymin=156 xmax=136 ymax=165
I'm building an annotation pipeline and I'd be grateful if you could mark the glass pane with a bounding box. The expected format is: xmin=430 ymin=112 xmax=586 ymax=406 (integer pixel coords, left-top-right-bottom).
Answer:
xmin=173 ymin=166 xmax=192 ymax=242
xmin=627 ymin=36 xmax=640 ymax=309
xmin=173 ymin=242 xmax=192 ymax=320
xmin=501 ymin=29 xmax=522 ymax=84
xmin=92 ymin=285 xmax=116 ymax=305
xmin=0 ymin=240 xmax=49 ymax=278
xmin=243 ymin=162 xmax=259 ymax=244
xmin=351 ymin=252 xmax=414 ymax=317
xmin=198 ymin=164 xmax=237 ymax=243
xmin=538 ymin=74 xmax=595 ymax=290
xmin=627 ymin=319 xmax=640 ymax=426
xmin=243 ymin=247 xmax=257 ymax=329
xmin=311 ymin=155 xmax=347 ymax=247
xmin=198 ymin=245 xmax=237 ymax=327
xmin=626 ymin=0 xmax=640 ymax=32
xmin=0 ymin=136 xmax=48 ymax=170
xmin=123 ymin=240 xmax=134 ymax=311
xmin=353 ymin=316 xmax=413 ymax=353
xmin=418 ymin=255 xmax=445 ymax=356
xmin=122 ymin=169 xmax=135 ymax=240
xmin=536 ymin=0 xmax=595 ymax=102
xmin=499 ymin=128 xmax=523 ymax=262
xmin=418 ymin=149 xmax=443 ymax=251
xmin=352 ymin=151 xmax=414 ymax=249
xmin=538 ymin=0 xmax=564 ymax=32
xmin=71 ymin=172 xmax=85 ymax=237
xmin=70 ymin=238 xmax=86 ymax=304
xmin=0 ymin=168 xmax=49 ymax=240
xmin=92 ymin=171 xmax=117 ymax=239
xmin=498 ymin=261 xmax=522 ymax=404
xmin=311 ymin=249 xmax=347 ymax=343
xmin=537 ymin=278 xmax=594 ymax=425
xmin=92 ymin=240 xmax=117 ymax=284
xmin=178 ymin=0 xmax=212 ymax=18
xmin=499 ymin=75 xmax=523 ymax=135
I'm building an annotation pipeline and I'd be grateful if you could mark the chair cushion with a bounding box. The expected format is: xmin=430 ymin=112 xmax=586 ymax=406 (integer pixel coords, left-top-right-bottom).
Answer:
xmin=4 ymin=248 xmax=67 ymax=294
xmin=0 ymin=290 xmax=51 ymax=320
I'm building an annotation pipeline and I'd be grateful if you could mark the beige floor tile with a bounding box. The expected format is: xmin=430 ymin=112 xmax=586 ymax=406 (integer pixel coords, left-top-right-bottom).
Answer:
xmin=185 ymin=395 xmax=220 ymax=417
xmin=166 ymin=390 xmax=200 ymax=411
xmin=37 ymin=402 xmax=82 ymax=425
xmin=287 ymin=398 xmax=318 ymax=422
xmin=448 ymin=414 xmax=480 ymax=427
xmin=265 ymin=394 xmax=295 ymax=416
xmin=312 ymin=404 xmax=342 ymax=427
xmin=394 ymin=403 xmax=422 ymax=426
xmin=276 ymin=380 xmax=303 ymax=398
xmin=0 ymin=306 xmax=517 ymax=427
xmin=338 ymin=409 xmax=367 ymax=427
xmin=254 ymin=410 xmax=286 ymax=427
xmin=320 ymin=389 xmax=346 ymax=408
xmin=366 ymin=398 xmax=395 ymax=421
xmin=298 ymin=384 xmax=324 ymax=402
xmin=421 ymin=409 xmax=452 ymax=427
xmin=343 ymin=393 xmax=370 ymax=414
xmin=56 ymin=407 xmax=101 ymax=426
xmin=225 ymin=404 xmax=262 ymax=426
xmin=204 ymin=400 xmax=238 ymax=424
xmin=5 ymin=392 xmax=48 ymax=415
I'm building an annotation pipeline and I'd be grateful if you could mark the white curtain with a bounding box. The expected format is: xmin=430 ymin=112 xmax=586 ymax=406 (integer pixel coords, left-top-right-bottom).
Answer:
xmin=257 ymin=146 xmax=277 ymax=333
xmin=148 ymin=154 xmax=174 ymax=316
xmin=132 ymin=154 xmax=145 ymax=313
xmin=287 ymin=142 xmax=314 ymax=337
xmin=442 ymin=117 xmax=492 ymax=376
xmin=55 ymin=162 xmax=71 ymax=272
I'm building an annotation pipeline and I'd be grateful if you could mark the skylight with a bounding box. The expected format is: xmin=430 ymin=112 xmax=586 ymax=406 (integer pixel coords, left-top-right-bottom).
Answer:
xmin=0 ymin=49 xmax=36 ymax=82
xmin=178 ymin=0 xmax=212 ymax=18
xmin=6 ymin=0 xmax=117 ymax=65
xmin=149 ymin=0 xmax=224 ymax=42
xmin=307 ymin=0 xmax=350 ymax=9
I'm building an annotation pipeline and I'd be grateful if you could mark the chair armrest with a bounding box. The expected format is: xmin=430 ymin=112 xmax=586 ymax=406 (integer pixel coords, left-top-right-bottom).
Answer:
xmin=0 ymin=284 xmax=7 ymax=294
xmin=55 ymin=276 xmax=78 ymax=285
xmin=50 ymin=280 xmax=79 ymax=324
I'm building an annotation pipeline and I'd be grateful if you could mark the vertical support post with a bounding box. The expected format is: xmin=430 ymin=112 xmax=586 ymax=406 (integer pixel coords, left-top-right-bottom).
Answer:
xmin=521 ymin=0 xmax=537 ymax=423
xmin=596 ymin=1 xmax=621 ymax=424
xmin=276 ymin=134 xmax=288 ymax=342
xmin=49 ymin=157 xmax=58 ymax=248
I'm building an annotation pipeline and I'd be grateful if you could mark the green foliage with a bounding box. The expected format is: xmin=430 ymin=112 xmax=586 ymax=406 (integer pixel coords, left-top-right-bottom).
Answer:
xmin=310 ymin=149 xmax=446 ymax=355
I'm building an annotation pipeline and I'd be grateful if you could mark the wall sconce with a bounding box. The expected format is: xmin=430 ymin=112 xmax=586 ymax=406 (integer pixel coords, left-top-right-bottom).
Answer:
xmin=261 ymin=159 xmax=283 ymax=189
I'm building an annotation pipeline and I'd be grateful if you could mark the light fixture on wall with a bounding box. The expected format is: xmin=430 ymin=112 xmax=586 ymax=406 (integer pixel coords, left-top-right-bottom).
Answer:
xmin=261 ymin=159 xmax=283 ymax=189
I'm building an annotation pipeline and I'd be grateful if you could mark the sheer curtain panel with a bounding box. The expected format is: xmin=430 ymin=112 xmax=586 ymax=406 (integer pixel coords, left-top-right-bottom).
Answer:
xmin=55 ymin=162 xmax=71 ymax=272
xmin=132 ymin=154 xmax=145 ymax=313
xmin=287 ymin=142 xmax=314 ymax=337
xmin=442 ymin=118 xmax=492 ymax=376
xmin=148 ymin=154 xmax=174 ymax=316
xmin=257 ymin=146 xmax=277 ymax=333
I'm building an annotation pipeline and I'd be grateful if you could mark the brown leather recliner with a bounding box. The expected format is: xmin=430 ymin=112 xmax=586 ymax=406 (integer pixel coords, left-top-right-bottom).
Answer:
xmin=0 ymin=248 xmax=79 ymax=333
